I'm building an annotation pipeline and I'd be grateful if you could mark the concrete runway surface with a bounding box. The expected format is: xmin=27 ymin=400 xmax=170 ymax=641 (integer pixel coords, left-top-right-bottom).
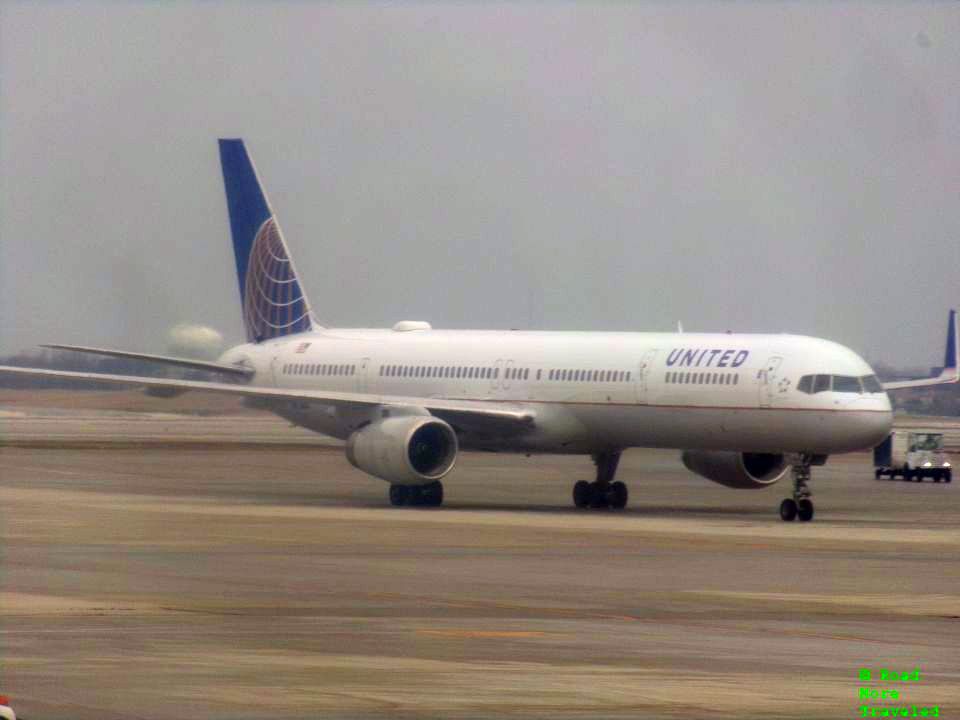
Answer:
xmin=0 ymin=411 xmax=958 ymax=719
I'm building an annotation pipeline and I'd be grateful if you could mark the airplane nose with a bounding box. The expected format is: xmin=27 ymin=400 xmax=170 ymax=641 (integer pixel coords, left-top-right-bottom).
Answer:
xmin=841 ymin=395 xmax=892 ymax=449
xmin=857 ymin=405 xmax=893 ymax=449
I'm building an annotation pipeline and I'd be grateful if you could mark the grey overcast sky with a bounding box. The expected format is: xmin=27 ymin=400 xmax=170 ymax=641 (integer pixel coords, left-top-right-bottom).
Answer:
xmin=1 ymin=2 xmax=958 ymax=367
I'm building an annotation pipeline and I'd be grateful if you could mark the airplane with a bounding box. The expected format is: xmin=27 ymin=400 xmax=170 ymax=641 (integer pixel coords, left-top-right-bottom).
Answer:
xmin=2 ymin=139 xmax=956 ymax=522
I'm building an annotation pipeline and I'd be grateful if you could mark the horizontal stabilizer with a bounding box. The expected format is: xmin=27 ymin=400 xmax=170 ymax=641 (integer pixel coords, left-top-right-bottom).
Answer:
xmin=40 ymin=344 xmax=254 ymax=377
xmin=883 ymin=309 xmax=959 ymax=391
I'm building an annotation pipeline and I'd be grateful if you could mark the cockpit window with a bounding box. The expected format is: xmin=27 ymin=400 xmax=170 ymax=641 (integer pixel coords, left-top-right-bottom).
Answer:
xmin=798 ymin=373 xmax=883 ymax=394
xmin=861 ymin=375 xmax=883 ymax=393
xmin=832 ymin=375 xmax=862 ymax=393
xmin=813 ymin=374 xmax=832 ymax=393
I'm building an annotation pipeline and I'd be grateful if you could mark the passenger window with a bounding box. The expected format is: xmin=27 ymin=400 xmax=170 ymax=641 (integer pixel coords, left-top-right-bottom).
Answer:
xmin=733 ymin=374 xmax=739 ymax=385
xmin=536 ymin=369 xmax=541 ymax=380
xmin=813 ymin=374 xmax=831 ymax=393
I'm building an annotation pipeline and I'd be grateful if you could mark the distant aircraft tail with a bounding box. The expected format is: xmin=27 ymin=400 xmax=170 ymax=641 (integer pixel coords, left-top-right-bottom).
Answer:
xmin=218 ymin=139 xmax=318 ymax=343
xmin=882 ymin=309 xmax=959 ymax=391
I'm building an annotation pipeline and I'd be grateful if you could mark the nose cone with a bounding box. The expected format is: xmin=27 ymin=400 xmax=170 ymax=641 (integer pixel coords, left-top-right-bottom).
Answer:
xmin=857 ymin=400 xmax=893 ymax=449
xmin=838 ymin=349 xmax=893 ymax=449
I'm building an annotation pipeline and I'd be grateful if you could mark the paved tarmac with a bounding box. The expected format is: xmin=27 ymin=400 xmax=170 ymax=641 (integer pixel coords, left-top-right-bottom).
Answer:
xmin=0 ymin=412 xmax=958 ymax=719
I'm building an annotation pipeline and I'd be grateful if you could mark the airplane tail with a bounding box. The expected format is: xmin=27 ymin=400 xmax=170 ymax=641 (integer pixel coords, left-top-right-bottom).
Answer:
xmin=218 ymin=139 xmax=318 ymax=343
xmin=882 ymin=309 xmax=959 ymax=391
xmin=943 ymin=309 xmax=957 ymax=372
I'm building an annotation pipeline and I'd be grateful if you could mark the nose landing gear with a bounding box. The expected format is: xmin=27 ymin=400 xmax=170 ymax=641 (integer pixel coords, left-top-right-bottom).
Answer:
xmin=780 ymin=457 xmax=814 ymax=522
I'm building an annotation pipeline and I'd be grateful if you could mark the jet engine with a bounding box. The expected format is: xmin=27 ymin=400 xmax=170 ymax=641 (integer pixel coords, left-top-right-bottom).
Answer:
xmin=346 ymin=416 xmax=458 ymax=485
xmin=681 ymin=450 xmax=788 ymax=489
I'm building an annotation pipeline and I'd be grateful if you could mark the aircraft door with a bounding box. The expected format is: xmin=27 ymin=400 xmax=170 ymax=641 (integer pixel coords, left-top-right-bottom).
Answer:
xmin=635 ymin=349 xmax=658 ymax=404
xmin=503 ymin=360 xmax=515 ymax=390
xmin=491 ymin=359 xmax=504 ymax=391
xmin=270 ymin=354 xmax=282 ymax=387
xmin=758 ymin=356 xmax=783 ymax=408
xmin=357 ymin=357 xmax=371 ymax=393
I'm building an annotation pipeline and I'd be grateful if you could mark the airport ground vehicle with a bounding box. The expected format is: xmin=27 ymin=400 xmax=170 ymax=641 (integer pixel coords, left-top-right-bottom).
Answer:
xmin=874 ymin=431 xmax=952 ymax=482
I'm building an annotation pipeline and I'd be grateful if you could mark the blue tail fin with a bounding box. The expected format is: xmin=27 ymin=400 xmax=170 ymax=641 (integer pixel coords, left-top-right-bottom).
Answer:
xmin=944 ymin=309 xmax=957 ymax=371
xmin=218 ymin=139 xmax=317 ymax=343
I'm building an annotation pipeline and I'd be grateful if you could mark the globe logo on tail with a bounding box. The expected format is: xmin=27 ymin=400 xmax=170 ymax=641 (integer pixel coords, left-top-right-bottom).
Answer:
xmin=243 ymin=218 xmax=312 ymax=341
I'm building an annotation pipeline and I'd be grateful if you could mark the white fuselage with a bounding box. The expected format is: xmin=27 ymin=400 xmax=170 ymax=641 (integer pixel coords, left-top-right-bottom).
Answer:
xmin=220 ymin=328 xmax=892 ymax=456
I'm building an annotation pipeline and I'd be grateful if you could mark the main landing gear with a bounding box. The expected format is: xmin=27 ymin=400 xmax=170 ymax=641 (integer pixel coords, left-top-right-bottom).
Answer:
xmin=389 ymin=481 xmax=444 ymax=507
xmin=779 ymin=457 xmax=814 ymax=522
xmin=573 ymin=451 xmax=628 ymax=510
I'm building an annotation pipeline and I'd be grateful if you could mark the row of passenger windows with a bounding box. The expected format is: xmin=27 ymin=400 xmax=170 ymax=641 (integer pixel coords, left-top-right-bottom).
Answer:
xmin=666 ymin=371 xmax=739 ymax=385
xmin=797 ymin=374 xmax=884 ymax=394
xmin=381 ymin=365 xmax=505 ymax=379
xmin=548 ymin=369 xmax=631 ymax=382
xmin=283 ymin=363 xmax=355 ymax=376
xmin=378 ymin=365 xmax=633 ymax=382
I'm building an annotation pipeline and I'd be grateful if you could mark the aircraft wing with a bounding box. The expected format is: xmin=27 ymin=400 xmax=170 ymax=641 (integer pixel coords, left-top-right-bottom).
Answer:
xmin=0 ymin=365 xmax=535 ymax=426
xmin=39 ymin=344 xmax=254 ymax=377
xmin=882 ymin=310 xmax=959 ymax=391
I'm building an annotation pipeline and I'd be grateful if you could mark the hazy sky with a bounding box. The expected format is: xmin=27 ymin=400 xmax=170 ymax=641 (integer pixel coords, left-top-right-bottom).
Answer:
xmin=2 ymin=2 xmax=958 ymax=367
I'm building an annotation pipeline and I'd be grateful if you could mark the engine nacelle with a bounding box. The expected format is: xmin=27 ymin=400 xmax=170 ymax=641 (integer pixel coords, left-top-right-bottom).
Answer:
xmin=346 ymin=416 xmax=458 ymax=485
xmin=681 ymin=450 xmax=788 ymax=489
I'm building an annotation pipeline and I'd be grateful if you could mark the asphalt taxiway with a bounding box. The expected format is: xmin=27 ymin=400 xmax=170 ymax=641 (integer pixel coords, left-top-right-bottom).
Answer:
xmin=0 ymin=409 xmax=957 ymax=719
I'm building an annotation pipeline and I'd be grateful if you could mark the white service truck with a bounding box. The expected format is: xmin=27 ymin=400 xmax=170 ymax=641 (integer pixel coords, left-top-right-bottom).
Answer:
xmin=874 ymin=431 xmax=952 ymax=483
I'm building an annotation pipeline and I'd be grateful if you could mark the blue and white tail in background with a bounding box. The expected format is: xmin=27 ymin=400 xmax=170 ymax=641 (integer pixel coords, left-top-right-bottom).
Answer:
xmin=882 ymin=309 xmax=959 ymax=391
xmin=218 ymin=139 xmax=317 ymax=343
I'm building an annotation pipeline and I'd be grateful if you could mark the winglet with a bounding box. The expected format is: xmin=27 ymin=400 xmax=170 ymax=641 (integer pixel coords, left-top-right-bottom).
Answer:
xmin=883 ymin=309 xmax=959 ymax=391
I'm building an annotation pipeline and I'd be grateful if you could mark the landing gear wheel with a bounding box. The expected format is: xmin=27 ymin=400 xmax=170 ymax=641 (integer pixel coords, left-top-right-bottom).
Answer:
xmin=875 ymin=469 xmax=883 ymax=480
xmin=389 ymin=484 xmax=410 ymax=507
xmin=589 ymin=481 xmax=611 ymax=508
xmin=779 ymin=498 xmax=798 ymax=522
xmin=797 ymin=498 xmax=814 ymax=522
xmin=946 ymin=471 xmax=953 ymax=483
xmin=573 ymin=480 xmax=591 ymax=509
xmin=422 ymin=481 xmax=444 ymax=507
xmin=610 ymin=481 xmax=628 ymax=510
